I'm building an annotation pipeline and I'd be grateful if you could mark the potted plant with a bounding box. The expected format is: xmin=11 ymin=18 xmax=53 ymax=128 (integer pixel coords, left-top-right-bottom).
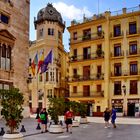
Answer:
xmin=78 ymin=103 xmax=88 ymax=124
xmin=48 ymin=97 xmax=65 ymax=133
xmin=0 ymin=88 xmax=24 ymax=140
xmin=96 ymin=48 xmax=104 ymax=57
xmin=69 ymin=101 xmax=80 ymax=127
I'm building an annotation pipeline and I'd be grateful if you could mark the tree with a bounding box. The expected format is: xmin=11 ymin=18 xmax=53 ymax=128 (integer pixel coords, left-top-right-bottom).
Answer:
xmin=48 ymin=97 xmax=65 ymax=124
xmin=78 ymin=103 xmax=87 ymax=118
xmin=0 ymin=88 xmax=24 ymax=134
xmin=69 ymin=101 xmax=80 ymax=119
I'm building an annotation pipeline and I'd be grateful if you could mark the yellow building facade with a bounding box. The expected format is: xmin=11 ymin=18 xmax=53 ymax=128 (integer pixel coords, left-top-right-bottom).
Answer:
xmin=68 ymin=5 xmax=140 ymax=117
xmin=28 ymin=3 xmax=69 ymax=113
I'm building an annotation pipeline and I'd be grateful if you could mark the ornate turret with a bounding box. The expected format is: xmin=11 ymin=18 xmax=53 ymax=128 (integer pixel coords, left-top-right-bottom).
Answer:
xmin=34 ymin=3 xmax=65 ymax=29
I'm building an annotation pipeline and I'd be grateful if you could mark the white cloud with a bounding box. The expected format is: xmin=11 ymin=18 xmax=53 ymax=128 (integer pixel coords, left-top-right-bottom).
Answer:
xmin=53 ymin=2 xmax=92 ymax=20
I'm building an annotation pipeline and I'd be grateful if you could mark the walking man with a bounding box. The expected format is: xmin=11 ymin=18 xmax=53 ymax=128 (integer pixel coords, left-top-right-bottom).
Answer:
xmin=40 ymin=108 xmax=48 ymax=133
xmin=103 ymin=108 xmax=110 ymax=128
xmin=64 ymin=108 xmax=73 ymax=134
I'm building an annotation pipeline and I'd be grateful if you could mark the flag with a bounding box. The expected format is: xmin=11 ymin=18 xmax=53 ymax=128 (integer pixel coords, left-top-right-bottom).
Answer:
xmin=31 ymin=53 xmax=38 ymax=76
xmin=37 ymin=50 xmax=44 ymax=73
xmin=31 ymin=61 xmax=35 ymax=76
xmin=34 ymin=53 xmax=38 ymax=65
xmin=40 ymin=50 xmax=52 ymax=74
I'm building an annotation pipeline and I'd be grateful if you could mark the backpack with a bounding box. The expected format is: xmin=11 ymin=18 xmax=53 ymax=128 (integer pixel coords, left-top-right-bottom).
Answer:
xmin=40 ymin=114 xmax=46 ymax=120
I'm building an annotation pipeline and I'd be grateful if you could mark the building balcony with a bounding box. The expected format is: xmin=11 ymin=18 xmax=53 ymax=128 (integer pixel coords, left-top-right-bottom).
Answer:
xmin=53 ymin=58 xmax=61 ymax=67
xmin=0 ymin=69 xmax=14 ymax=82
xmin=69 ymin=52 xmax=104 ymax=63
xmin=126 ymin=28 xmax=140 ymax=37
xmin=110 ymin=51 xmax=124 ymax=58
xmin=111 ymin=70 xmax=140 ymax=77
xmin=114 ymin=90 xmax=122 ymax=96
xmin=68 ymin=73 xmax=104 ymax=82
xmin=129 ymin=89 xmax=138 ymax=95
xmin=126 ymin=49 xmax=140 ymax=57
xmin=70 ymin=91 xmax=104 ymax=98
xmin=69 ymin=31 xmax=104 ymax=45
xmin=110 ymin=31 xmax=124 ymax=39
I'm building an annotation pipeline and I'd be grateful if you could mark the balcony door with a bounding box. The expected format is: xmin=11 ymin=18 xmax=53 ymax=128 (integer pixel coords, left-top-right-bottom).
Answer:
xmin=114 ymin=24 xmax=121 ymax=37
xmin=83 ymin=66 xmax=90 ymax=80
xmin=114 ymin=63 xmax=121 ymax=76
xmin=83 ymin=85 xmax=90 ymax=97
xmin=114 ymin=44 xmax=121 ymax=56
xmin=129 ymin=22 xmax=136 ymax=34
xmin=83 ymin=47 xmax=90 ymax=59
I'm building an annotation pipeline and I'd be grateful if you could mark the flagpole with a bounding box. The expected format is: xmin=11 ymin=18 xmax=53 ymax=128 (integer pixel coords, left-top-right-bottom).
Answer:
xmin=98 ymin=0 xmax=99 ymax=15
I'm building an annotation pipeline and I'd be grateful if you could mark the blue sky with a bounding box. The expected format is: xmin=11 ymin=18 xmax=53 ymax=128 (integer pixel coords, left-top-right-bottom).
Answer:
xmin=30 ymin=0 xmax=140 ymax=51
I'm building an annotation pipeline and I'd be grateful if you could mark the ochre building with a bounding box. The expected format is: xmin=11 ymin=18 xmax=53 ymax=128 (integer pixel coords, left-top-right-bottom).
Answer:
xmin=0 ymin=0 xmax=30 ymax=117
xmin=28 ymin=3 xmax=69 ymax=113
xmin=67 ymin=5 xmax=140 ymax=117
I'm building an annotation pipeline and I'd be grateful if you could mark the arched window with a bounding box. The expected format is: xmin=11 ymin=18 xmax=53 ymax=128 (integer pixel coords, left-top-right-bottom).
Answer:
xmin=0 ymin=44 xmax=11 ymax=70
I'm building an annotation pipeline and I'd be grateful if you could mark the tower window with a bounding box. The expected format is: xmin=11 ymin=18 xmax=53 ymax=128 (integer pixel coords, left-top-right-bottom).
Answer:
xmin=48 ymin=28 xmax=54 ymax=36
xmin=0 ymin=13 xmax=9 ymax=24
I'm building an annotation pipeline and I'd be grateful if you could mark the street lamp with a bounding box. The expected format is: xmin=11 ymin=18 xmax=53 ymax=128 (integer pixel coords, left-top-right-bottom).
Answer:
xmin=122 ymin=84 xmax=126 ymax=116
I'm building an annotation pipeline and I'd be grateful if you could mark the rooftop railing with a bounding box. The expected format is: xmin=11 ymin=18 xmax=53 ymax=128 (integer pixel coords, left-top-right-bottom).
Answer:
xmin=71 ymin=5 xmax=140 ymax=26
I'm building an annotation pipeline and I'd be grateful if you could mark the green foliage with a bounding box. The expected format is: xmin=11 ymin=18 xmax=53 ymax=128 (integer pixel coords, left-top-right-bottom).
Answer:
xmin=69 ymin=101 xmax=80 ymax=116
xmin=0 ymin=88 xmax=24 ymax=134
xmin=96 ymin=48 xmax=104 ymax=57
xmin=48 ymin=98 xmax=65 ymax=124
xmin=78 ymin=103 xmax=87 ymax=118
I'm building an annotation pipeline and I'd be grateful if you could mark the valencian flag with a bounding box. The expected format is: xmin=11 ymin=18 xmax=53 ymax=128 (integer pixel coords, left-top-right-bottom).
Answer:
xmin=31 ymin=53 xmax=38 ymax=76
xmin=37 ymin=49 xmax=44 ymax=73
xmin=40 ymin=50 xmax=52 ymax=74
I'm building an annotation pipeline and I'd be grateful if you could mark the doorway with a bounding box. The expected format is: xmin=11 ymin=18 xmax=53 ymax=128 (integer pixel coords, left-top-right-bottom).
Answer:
xmin=127 ymin=103 xmax=135 ymax=116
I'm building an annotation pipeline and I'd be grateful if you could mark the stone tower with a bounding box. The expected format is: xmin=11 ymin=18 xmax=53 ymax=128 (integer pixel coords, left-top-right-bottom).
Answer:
xmin=29 ymin=3 xmax=68 ymax=112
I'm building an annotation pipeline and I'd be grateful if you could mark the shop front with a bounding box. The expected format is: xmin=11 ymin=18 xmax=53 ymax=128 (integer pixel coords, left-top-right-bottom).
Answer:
xmin=127 ymin=99 xmax=140 ymax=117
xmin=112 ymin=99 xmax=123 ymax=116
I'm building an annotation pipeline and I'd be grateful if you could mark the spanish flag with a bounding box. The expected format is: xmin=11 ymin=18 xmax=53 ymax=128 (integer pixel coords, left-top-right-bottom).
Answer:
xmin=37 ymin=49 xmax=44 ymax=74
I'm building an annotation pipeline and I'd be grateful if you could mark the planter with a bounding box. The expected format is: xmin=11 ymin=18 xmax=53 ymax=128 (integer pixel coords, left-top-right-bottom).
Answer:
xmin=3 ymin=133 xmax=23 ymax=140
xmin=80 ymin=117 xmax=88 ymax=124
xmin=72 ymin=120 xmax=80 ymax=127
xmin=49 ymin=125 xmax=63 ymax=133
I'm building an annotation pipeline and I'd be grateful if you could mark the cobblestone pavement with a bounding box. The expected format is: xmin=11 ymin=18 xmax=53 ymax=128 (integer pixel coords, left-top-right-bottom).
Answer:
xmin=0 ymin=117 xmax=140 ymax=140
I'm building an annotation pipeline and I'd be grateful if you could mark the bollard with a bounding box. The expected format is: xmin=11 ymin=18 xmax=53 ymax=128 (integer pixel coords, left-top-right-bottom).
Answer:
xmin=0 ymin=127 xmax=5 ymax=136
xmin=49 ymin=122 xmax=52 ymax=127
xmin=59 ymin=120 xmax=63 ymax=126
xmin=20 ymin=125 xmax=26 ymax=132
xmin=36 ymin=123 xmax=41 ymax=130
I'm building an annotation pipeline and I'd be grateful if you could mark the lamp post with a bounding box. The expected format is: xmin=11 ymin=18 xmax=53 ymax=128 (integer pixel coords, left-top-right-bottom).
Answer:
xmin=122 ymin=84 xmax=126 ymax=116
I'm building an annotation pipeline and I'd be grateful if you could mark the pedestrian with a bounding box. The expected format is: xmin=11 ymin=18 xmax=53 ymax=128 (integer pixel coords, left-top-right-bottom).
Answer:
xmin=64 ymin=108 xmax=73 ymax=134
xmin=36 ymin=108 xmax=41 ymax=129
xmin=40 ymin=108 xmax=48 ymax=133
xmin=111 ymin=105 xmax=117 ymax=128
xmin=103 ymin=108 xmax=110 ymax=128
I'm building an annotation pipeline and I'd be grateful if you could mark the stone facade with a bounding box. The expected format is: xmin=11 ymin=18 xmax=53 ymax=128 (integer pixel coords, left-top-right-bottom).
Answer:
xmin=28 ymin=4 xmax=69 ymax=113
xmin=0 ymin=0 xmax=30 ymax=117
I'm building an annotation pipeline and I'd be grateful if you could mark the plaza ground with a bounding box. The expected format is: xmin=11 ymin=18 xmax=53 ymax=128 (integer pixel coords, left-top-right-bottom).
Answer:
xmin=0 ymin=117 xmax=140 ymax=140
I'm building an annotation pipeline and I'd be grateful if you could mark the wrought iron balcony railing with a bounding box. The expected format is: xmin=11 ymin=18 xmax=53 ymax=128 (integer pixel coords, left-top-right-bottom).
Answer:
xmin=70 ymin=91 xmax=104 ymax=97
xmin=111 ymin=70 xmax=140 ymax=77
xmin=110 ymin=31 xmax=124 ymax=38
xmin=69 ymin=52 xmax=104 ymax=62
xmin=110 ymin=51 xmax=124 ymax=57
xmin=69 ymin=31 xmax=104 ymax=45
xmin=69 ymin=73 xmax=104 ymax=82
xmin=126 ymin=49 xmax=140 ymax=56
xmin=126 ymin=28 xmax=140 ymax=36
